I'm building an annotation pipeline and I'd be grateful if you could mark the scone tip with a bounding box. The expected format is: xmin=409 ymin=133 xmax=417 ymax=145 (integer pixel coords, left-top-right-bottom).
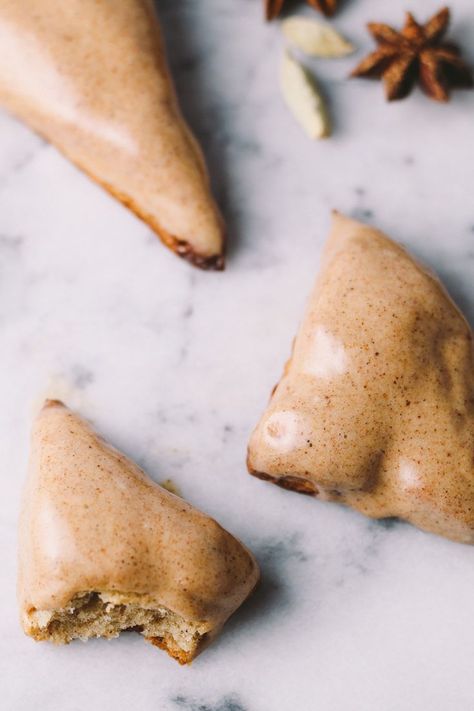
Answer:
xmin=175 ymin=245 xmax=225 ymax=271
xmin=43 ymin=399 xmax=64 ymax=409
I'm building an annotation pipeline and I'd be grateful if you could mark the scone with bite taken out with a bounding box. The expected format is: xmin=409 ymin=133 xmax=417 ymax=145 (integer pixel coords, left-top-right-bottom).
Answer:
xmin=19 ymin=400 xmax=259 ymax=663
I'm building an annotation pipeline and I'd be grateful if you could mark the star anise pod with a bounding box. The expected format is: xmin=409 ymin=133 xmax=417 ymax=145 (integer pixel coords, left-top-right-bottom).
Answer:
xmin=351 ymin=6 xmax=473 ymax=101
xmin=265 ymin=0 xmax=338 ymax=22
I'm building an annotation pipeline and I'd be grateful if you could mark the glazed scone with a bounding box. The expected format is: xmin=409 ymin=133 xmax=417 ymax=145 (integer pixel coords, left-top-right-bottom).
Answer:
xmin=19 ymin=401 xmax=259 ymax=663
xmin=0 ymin=0 xmax=225 ymax=269
xmin=248 ymin=212 xmax=474 ymax=544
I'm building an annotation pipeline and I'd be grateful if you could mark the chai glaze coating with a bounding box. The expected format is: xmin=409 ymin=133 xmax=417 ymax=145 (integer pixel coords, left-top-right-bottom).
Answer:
xmin=248 ymin=212 xmax=474 ymax=544
xmin=0 ymin=0 xmax=225 ymax=269
xmin=19 ymin=401 xmax=259 ymax=663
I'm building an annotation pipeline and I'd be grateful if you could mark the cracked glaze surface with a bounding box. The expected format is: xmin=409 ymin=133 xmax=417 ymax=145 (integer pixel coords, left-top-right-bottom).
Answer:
xmin=248 ymin=213 xmax=474 ymax=543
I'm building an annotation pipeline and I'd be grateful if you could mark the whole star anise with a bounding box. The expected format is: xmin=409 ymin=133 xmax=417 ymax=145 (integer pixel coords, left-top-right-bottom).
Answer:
xmin=265 ymin=0 xmax=338 ymax=21
xmin=351 ymin=7 xmax=473 ymax=101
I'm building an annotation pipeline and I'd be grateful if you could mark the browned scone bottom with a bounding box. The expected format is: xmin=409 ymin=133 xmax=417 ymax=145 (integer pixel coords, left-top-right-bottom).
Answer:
xmin=84 ymin=165 xmax=226 ymax=271
xmin=248 ymin=462 xmax=319 ymax=496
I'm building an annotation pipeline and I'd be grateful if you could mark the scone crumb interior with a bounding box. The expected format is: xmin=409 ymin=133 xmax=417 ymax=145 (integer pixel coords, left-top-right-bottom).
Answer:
xmin=25 ymin=591 xmax=208 ymax=664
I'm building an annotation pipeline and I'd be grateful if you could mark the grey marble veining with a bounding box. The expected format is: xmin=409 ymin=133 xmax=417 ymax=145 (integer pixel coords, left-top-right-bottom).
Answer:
xmin=1 ymin=1 xmax=474 ymax=709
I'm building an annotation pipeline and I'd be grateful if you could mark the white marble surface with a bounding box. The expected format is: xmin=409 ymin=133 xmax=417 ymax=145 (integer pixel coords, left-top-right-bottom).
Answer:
xmin=2 ymin=1 xmax=474 ymax=709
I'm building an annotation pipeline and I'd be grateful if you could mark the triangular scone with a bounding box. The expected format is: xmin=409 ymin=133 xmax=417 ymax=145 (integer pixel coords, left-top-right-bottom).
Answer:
xmin=0 ymin=0 xmax=224 ymax=269
xmin=19 ymin=401 xmax=259 ymax=663
xmin=248 ymin=212 xmax=474 ymax=544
